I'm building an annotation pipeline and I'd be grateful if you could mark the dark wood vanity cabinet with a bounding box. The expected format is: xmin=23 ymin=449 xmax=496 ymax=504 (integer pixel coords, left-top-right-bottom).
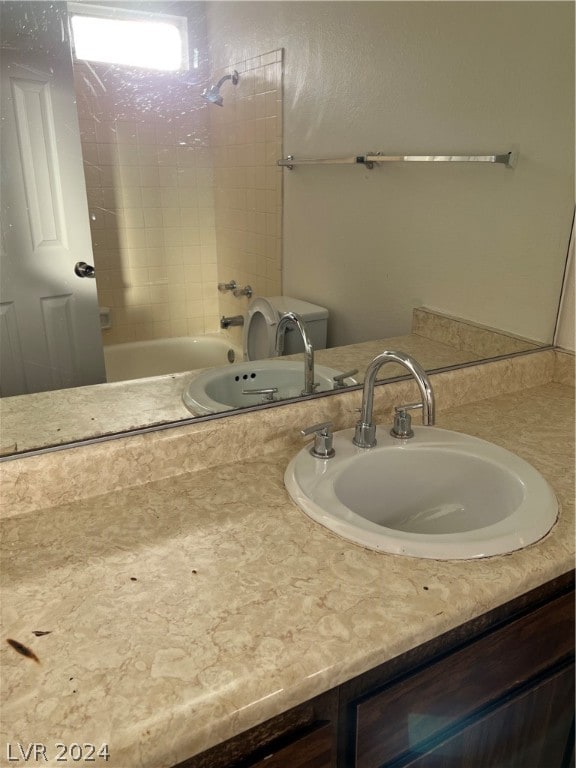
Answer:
xmin=395 ymin=663 xmax=574 ymax=768
xmin=348 ymin=588 xmax=574 ymax=768
xmin=176 ymin=576 xmax=574 ymax=768
xmin=175 ymin=696 xmax=339 ymax=768
xmin=243 ymin=722 xmax=334 ymax=768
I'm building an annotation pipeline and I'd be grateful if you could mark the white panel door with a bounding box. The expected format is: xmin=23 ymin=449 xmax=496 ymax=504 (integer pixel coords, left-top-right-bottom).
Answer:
xmin=0 ymin=1 xmax=106 ymax=396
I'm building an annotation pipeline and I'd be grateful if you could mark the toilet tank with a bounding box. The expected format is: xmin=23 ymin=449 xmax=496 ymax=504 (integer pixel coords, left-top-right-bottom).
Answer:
xmin=272 ymin=297 xmax=328 ymax=354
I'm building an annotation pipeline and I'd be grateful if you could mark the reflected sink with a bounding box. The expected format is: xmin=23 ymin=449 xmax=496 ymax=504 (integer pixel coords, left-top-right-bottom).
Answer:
xmin=183 ymin=360 xmax=357 ymax=415
xmin=285 ymin=426 xmax=558 ymax=560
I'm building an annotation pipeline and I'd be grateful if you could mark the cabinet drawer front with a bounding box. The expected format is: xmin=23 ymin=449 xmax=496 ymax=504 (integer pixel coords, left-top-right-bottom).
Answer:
xmin=354 ymin=591 xmax=574 ymax=768
xmin=401 ymin=662 xmax=575 ymax=768
xmin=248 ymin=722 xmax=334 ymax=768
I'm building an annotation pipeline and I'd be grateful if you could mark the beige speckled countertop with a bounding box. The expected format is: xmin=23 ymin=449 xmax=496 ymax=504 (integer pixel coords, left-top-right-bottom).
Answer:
xmin=0 ymin=353 xmax=573 ymax=768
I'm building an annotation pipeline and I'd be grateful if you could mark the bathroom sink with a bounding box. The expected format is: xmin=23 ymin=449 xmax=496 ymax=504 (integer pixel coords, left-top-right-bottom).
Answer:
xmin=183 ymin=361 xmax=357 ymax=415
xmin=284 ymin=426 xmax=558 ymax=560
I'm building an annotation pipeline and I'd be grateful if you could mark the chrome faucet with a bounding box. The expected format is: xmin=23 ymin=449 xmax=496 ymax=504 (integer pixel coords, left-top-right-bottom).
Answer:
xmin=353 ymin=350 xmax=435 ymax=448
xmin=275 ymin=311 xmax=316 ymax=396
xmin=220 ymin=315 xmax=244 ymax=329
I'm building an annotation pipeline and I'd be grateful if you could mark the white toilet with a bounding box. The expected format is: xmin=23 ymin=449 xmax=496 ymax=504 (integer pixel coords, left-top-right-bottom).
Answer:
xmin=243 ymin=296 xmax=329 ymax=361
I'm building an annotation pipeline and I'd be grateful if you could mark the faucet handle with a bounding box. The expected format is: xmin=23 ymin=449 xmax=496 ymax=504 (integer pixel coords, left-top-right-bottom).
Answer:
xmin=332 ymin=369 xmax=359 ymax=389
xmin=394 ymin=402 xmax=423 ymax=414
xmin=391 ymin=402 xmax=422 ymax=439
xmin=242 ymin=387 xmax=278 ymax=402
xmin=233 ymin=284 xmax=253 ymax=298
xmin=301 ymin=421 xmax=335 ymax=459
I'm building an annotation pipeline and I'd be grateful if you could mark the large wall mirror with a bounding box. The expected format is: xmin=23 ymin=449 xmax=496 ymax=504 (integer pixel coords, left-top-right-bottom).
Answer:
xmin=1 ymin=0 xmax=573 ymax=457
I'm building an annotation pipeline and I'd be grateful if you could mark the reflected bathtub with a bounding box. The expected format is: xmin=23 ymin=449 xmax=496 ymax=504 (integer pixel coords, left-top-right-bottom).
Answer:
xmin=104 ymin=334 xmax=241 ymax=383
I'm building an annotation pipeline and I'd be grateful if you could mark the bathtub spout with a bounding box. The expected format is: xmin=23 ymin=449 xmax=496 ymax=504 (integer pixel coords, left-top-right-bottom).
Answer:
xmin=220 ymin=315 xmax=244 ymax=329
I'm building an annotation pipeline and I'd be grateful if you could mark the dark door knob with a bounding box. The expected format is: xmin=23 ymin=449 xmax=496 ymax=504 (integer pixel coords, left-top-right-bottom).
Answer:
xmin=74 ymin=261 xmax=95 ymax=278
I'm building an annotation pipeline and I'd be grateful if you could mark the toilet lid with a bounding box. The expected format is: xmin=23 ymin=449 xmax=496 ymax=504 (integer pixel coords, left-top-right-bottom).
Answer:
xmin=243 ymin=297 xmax=279 ymax=360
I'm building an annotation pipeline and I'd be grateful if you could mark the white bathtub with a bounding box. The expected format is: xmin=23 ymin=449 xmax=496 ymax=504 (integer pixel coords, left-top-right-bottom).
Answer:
xmin=104 ymin=335 xmax=242 ymax=383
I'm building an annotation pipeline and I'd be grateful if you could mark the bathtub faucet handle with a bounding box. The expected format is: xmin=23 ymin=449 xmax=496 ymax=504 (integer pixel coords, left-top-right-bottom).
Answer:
xmin=218 ymin=280 xmax=237 ymax=293
xmin=233 ymin=284 xmax=253 ymax=299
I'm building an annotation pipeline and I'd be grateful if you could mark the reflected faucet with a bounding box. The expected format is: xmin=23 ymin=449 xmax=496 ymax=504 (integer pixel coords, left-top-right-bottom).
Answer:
xmin=220 ymin=315 xmax=244 ymax=329
xmin=353 ymin=350 xmax=435 ymax=449
xmin=275 ymin=311 xmax=316 ymax=395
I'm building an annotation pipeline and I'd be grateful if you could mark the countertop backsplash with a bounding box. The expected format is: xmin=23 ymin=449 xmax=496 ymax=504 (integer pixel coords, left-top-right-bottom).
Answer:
xmin=0 ymin=348 xmax=563 ymax=518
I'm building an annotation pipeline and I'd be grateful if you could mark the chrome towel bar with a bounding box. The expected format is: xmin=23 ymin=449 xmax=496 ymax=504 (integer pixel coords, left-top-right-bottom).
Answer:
xmin=278 ymin=150 xmax=517 ymax=170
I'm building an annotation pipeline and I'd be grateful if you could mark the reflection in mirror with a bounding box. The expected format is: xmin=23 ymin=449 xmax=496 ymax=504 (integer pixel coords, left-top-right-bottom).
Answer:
xmin=0 ymin=1 xmax=573 ymax=458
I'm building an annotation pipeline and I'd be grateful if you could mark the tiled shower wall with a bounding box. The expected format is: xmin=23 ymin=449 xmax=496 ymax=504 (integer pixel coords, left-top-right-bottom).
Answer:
xmin=211 ymin=50 xmax=284 ymax=349
xmin=74 ymin=47 xmax=283 ymax=349
xmin=74 ymin=63 xmax=220 ymax=345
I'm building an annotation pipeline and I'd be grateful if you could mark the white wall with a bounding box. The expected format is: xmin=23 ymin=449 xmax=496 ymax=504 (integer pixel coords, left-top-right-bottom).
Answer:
xmin=555 ymin=218 xmax=575 ymax=351
xmin=206 ymin=1 xmax=574 ymax=347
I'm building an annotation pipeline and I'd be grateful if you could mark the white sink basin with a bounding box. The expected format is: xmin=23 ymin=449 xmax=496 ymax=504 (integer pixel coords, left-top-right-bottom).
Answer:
xmin=183 ymin=361 xmax=357 ymax=415
xmin=285 ymin=426 xmax=558 ymax=560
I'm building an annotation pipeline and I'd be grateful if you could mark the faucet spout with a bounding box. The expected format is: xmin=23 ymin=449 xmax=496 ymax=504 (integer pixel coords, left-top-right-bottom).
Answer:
xmin=353 ymin=350 xmax=435 ymax=448
xmin=220 ymin=314 xmax=244 ymax=329
xmin=275 ymin=311 xmax=315 ymax=395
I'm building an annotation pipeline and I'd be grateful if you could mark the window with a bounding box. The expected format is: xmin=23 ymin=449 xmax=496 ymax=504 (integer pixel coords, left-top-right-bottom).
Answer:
xmin=68 ymin=3 xmax=189 ymax=72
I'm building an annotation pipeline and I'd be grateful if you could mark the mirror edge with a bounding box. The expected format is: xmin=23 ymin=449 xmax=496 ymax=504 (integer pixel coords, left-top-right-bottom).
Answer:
xmin=0 ymin=345 xmax=556 ymax=463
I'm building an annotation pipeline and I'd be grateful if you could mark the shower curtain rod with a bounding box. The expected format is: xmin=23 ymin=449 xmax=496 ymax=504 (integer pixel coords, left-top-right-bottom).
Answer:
xmin=277 ymin=151 xmax=517 ymax=170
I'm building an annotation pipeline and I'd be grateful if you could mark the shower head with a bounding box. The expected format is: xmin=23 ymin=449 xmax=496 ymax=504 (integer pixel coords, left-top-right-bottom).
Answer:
xmin=201 ymin=70 xmax=239 ymax=106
